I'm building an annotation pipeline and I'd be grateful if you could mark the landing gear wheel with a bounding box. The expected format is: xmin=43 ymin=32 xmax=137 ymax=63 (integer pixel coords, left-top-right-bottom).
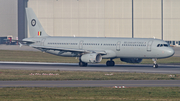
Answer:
xmin=153 ymin=64 xmax=158 ymax=68
xmin=111 ymin=61 xmax=115 ymax=66
xmin=106 ymin=60 xmax=115 ymax=66
xmin=106 ymin=61 xmax=110 ymax=66
xmin=79 ymin=62 xmax=87 ymax=67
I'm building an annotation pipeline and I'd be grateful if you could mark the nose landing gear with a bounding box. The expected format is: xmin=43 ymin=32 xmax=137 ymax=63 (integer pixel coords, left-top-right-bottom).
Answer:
xmin=152 ymin=59 xmax=158 ymax=68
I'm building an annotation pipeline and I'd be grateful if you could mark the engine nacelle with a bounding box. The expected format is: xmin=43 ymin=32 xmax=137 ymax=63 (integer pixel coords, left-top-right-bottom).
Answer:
xmin=81 ymin=53 xmax=102 ymax=63
xmin=120 ymin=58 xmax=142 ymax=63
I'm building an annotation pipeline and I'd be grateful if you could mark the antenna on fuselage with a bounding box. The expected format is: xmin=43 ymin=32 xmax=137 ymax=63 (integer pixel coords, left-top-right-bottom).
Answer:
xmin=153 ymin=36 xmax=156 ymax=39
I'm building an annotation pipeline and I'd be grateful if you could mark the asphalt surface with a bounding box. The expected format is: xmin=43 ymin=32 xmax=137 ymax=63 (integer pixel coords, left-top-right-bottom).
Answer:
xmin=0 ymin=80 xmax=180 ymax=87
xmin=0 ymin=62 xmax=180 ymax=74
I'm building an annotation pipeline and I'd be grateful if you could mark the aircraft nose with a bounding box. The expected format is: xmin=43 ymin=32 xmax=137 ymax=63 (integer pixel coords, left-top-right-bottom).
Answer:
xmin=165 ymin=48 xmax=175 ymax=57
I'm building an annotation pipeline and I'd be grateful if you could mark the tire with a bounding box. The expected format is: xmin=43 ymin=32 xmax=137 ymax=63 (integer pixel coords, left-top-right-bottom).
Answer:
xmin=106 ymin=61 xmax=110 ymax=66
xmin=106 ymin=61 xmax=115 ymax=66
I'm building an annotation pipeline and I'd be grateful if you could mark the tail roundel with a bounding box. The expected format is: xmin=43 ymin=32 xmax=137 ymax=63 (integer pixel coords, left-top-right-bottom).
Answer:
xmin=25 ymin=8 xmax=49 ymax=37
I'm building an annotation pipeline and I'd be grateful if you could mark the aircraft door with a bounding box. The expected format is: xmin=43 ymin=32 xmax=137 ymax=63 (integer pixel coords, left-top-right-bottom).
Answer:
xmin=116 ymin=41 xmax=121 ymax=51
xmin=79 ymin=40 xmax=84 ymax=49
xmin=147 ymin=40 xmax=153 ymax=51
xmin=41 ymin=38 xmax=46 ymax=46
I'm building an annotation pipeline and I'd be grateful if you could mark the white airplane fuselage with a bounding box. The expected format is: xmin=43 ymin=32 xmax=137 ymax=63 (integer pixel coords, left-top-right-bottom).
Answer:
xmin=25 ymin=37 xmax=174 ymax=59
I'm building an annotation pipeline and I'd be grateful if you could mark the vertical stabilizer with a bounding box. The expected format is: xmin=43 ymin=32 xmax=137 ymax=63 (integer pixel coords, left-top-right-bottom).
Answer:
xmin=26 ymin=8 xmax=49 ymax=37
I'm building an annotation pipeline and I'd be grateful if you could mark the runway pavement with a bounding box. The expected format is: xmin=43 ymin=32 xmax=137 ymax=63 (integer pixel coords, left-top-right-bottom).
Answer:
xmin=0 ymin=80 xmax=180 ymax=87
xmin=0 ymin=62 xmax=180 ymax=74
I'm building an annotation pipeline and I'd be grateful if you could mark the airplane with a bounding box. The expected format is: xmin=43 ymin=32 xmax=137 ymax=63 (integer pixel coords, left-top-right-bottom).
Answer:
xmin=22 ymin=8 xmax=175 ymax=68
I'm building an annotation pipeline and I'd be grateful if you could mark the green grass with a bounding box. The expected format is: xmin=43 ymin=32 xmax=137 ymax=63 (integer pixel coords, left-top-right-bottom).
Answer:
xmin=0 ymin=50 xmax=79 ymax=63
xmin=0 ymin=50 xmax=180 ymax=64
xmin=0 ymin=87 xmax=180 ymax=101
xmin=0 ymin=69 xmax=179 ymax=80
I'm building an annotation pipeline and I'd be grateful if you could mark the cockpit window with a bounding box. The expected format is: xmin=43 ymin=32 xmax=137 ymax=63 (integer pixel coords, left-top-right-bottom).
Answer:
xmin=157 ymin=44 xmax=169 ymax=47
xmin=164 ymin=44 xmax=168 ymax=47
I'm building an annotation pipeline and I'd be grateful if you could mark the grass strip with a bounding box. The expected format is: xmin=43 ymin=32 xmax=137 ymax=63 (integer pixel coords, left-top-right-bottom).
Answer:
xmin=0 ymin=50 xmax=180 ymax=64
xmin=0 ymin=69 xmax=179 ymax=80
xmin=0 ymin=87 xmax=180 ymax=101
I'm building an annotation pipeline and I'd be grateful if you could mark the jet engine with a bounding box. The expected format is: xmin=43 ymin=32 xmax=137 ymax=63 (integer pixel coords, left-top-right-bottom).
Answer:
xmin=120 ymin=58 xmax=142 ymax=63
xmin=81 ymin=53 xmax=102 ymax=63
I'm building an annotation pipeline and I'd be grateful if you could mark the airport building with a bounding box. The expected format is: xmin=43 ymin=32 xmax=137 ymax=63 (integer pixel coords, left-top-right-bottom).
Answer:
xmin=0 ymin=0 xmax=180 ymax=45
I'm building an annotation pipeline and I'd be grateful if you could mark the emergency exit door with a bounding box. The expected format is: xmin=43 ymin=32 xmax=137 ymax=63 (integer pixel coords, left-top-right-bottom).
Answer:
xmin=79 ymin=40 xmax=84 ymax=49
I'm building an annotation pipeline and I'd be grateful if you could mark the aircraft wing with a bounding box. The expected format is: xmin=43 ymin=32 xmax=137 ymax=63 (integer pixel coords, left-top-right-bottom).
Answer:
xmin=30 ymin=45 xmax=107 ymax=55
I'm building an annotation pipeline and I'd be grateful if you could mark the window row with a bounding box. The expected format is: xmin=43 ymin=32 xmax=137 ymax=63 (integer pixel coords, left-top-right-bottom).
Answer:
xmin=47 ymin=42 xmax=148 ymax=47
xmin=82 ymin=43 xmax=116 ymax=46
xmin=48 ymin=43 xmax=78 ymax=45
xmin=122 ymin=44 xmax=146 ymax=46
xmin=48 ymin=42 xmax=117 ymax=46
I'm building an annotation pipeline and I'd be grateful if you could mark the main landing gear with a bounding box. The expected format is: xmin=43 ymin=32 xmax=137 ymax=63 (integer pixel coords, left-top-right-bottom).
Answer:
xmin=152 ymin=58 xmax=158 ymax=68
xmin=79 ymin=59 xmax=88 ymax=67
xmin=106 ymin=59 xmax=115 ymax=66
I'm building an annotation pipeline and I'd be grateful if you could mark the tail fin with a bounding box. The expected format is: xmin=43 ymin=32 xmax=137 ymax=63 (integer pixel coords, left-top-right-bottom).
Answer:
xmin=26 ymin=8 xmax=49 ymax=37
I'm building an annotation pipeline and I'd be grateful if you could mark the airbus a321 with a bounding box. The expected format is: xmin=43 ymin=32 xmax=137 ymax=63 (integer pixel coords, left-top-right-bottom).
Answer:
xmin=22 ymin=8 xmax=175 ymax=68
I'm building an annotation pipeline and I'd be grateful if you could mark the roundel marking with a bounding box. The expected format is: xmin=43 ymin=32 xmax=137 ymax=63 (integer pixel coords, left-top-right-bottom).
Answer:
xmin=31 ymin=19 xmax=36 ymax=27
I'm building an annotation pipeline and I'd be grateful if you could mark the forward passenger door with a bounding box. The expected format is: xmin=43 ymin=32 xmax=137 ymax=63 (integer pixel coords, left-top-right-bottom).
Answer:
xmin=147 ymin=40 xmax=153 ymax=51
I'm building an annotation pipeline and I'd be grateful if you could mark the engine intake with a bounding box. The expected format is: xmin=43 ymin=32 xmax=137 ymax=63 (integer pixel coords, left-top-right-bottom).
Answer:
xmin=81 ymin=53 xmax=102 ymax=63
xmin=120 ymin=58 xmax=142 ymax=63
